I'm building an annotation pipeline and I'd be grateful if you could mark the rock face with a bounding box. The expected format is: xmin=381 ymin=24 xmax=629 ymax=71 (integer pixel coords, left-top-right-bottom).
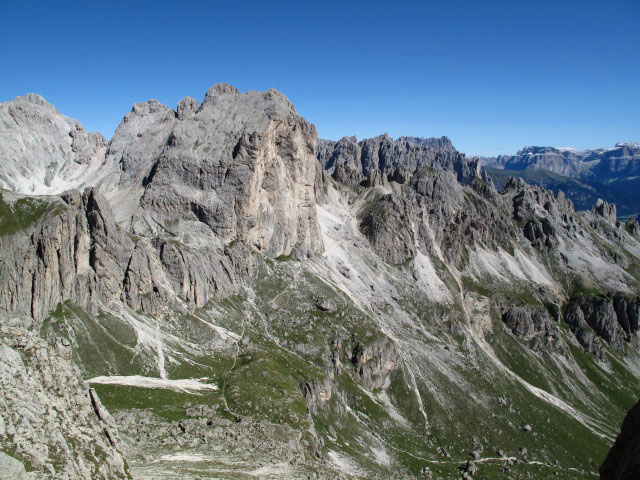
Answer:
xmin=0 ymin=316 xmax=129 ymax=479
xmin=0 ymin=189 xmax=241 ymax=320
xmin=355 ymin=166 xmax=515 ymax=265
xmin=502 ymin=176 xmax=578 ymax=250
xmin=600 ymin=398 xmax=640 ymax=480
xmin=317 ymin=134 xmax=479 ymax=184
xmin=0 ymin=94 xmax=107 ymax=195
xmin=593 ymin=198 xmax=617 ymax=224
xmin=105 ymin=83 xmax=322 ymax=259
xmin=564 ymin=294 xmax=640 ymax=353
xmin=500 ymin=306 xmax=560 ymax=350
xmin=350 ymin=338 xmax=398 ymax=390
xmin=0 ymin=452 xmax=27 ymax=480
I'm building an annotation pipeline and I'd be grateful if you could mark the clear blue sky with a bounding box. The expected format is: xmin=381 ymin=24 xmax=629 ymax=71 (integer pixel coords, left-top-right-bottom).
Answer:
xmin=1 ymin=0 xmax=638 ymax=156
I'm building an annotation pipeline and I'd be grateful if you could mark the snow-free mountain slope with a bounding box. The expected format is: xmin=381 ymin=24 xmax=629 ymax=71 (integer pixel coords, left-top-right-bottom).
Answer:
xmin=1 ymin=85 xmax=640 ymax=479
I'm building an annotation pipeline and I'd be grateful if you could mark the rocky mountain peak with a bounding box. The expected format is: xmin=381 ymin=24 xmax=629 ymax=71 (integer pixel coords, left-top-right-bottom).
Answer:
xmin=177 ymin=96 xmax=199 ymax=119
xmin=129 ymin=98 xmax=172 ymax=117
xmin=593 ymin=198 xmax=617 ymax=224
xmin=0 ymin=94 xmax=107 ymax=195
xmin=615 ymin=141 xmax=640 ymax=149
xmin=203 ymin=82 xmax=239 ymax=100
xmin=13 ymin=93 xmax=57 ymax=111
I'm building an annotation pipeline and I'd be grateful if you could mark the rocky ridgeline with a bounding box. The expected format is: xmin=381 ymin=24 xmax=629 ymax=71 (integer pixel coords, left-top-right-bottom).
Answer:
xmin=317 ymin=134 xmax=483 ymax=185
xmin=103 ymin=83 xmax=322 ymax=259
xmin=481 ymin=142 xmax=640 ymax=181
xmin=320 ymin=132 xmax=640 ymax=358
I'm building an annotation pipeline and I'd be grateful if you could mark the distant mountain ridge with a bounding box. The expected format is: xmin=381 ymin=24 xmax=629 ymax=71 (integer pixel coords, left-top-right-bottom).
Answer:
xmin=479 ymin=142 xmax=640 ymax=217
xmin=480 ymin=142 xmax=640 ymax=180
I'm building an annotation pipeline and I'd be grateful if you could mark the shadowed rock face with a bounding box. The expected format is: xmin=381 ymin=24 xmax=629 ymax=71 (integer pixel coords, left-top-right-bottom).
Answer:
xmin=0 ymin=188 xmax=243 ymax=321
xmin=564 ymin=294 xmax=640 ymax=354
xmin=601 ymin=398 xmax=640 ymax=480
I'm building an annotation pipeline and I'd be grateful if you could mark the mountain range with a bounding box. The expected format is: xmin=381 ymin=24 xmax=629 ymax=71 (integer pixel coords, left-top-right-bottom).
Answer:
xmin=478 ymin=143 xmax=640 ymax=218
xmin=0 ymin=86 xmax=639 ymax=479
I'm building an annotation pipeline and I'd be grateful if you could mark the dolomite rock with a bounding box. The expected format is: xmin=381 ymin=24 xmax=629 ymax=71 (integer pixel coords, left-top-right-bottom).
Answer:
xmin=106 ymin=83 xmax=323 ymax=259
xmin=0 ymin=452 xmax=27 ymax=480
xmin=317 ymin=134 xmax=477 ymax=184
xmin=0 ymin=188 xmax=241 ymax=320
xmin=0 ymin=316 xmax=129 ymax=479
xmin=501 ymin=306 xmax=560 ymax=350
xmin=0 ymin=94 xmax=107 ymax=195
xmin=357 ymin=165 xmax=515 ymax=265
xmin=502 ymin=177 xmax=578 ymax=250
xmin=301 ymin=377 xmax=334 ymax=415
xmin=593 ymin=198 xmax=618 ymax=224
xmin=350 ymin=337 xmax=398 ymax=390
xmin=564 ymin=294 xmax=640 ymax=353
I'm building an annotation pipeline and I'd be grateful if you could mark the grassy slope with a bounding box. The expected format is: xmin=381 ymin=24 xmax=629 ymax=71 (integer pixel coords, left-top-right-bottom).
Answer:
xmin=38 ymin=251 xmax=640 ymax=479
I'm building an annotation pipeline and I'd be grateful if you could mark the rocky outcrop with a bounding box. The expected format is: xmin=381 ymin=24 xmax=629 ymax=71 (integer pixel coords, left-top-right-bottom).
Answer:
xmin=593 ymin=198 xmax=618 ymax=224
xmin=563 ymin=301 xmax=606 ymax=358
xmin=563 ymin=294 xmax=639 ymax=354
xmin=626 ymin=218 xmax=640 ymax=238
xmin=0 ymin=315 xmax=129 ymax=479
xmin=0 ymin=94 xmax=107 ymax=196
xmin=301 ymin=377 xmax=334 ymax=415
xmin=350 ymin=337 xmax=398 ymax=390
xmin=502 ymin=177 xmax=578 ymax=250
xmin=600 ymin=398 xmax=640 ymax=480
xmin=500 ymin=306 xmax=561 ymax=350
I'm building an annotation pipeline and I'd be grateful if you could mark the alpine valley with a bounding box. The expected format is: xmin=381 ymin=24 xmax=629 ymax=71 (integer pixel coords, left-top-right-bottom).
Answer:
xmin=1 ymin=85 xmax=640 ymax=480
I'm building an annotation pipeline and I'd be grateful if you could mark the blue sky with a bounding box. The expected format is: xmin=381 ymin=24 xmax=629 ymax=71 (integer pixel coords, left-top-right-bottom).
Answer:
xmin=1 ymin=0 xmax=638 ymax=156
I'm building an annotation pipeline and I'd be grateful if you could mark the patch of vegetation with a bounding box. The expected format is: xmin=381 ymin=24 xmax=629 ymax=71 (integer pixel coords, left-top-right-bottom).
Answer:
xmin=0 ymin=193 xmax=66 ymax=236
xmin=461 ymin=276 xmax=493 ymax=297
